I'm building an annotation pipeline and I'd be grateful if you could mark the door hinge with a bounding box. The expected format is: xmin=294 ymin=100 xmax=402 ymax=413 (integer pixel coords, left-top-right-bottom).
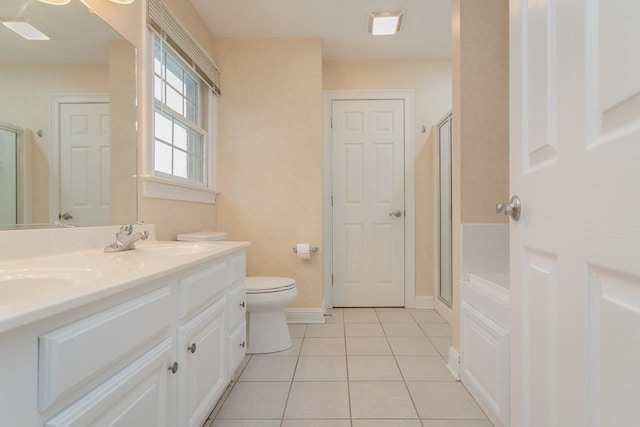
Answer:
xmin=331 ymin=274 xmax=334 ymax=285
xmin=331 ymin=196 xmax=333 ymax=207
xmin=330 ymin=117 xmax=333 ymax=128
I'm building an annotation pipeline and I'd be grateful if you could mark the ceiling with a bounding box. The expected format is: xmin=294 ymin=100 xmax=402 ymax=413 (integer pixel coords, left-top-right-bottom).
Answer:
xmin=0 ymin=0 xmax=123 ymax=65
xmin=189 ymin=0 xmax=452 ymax=61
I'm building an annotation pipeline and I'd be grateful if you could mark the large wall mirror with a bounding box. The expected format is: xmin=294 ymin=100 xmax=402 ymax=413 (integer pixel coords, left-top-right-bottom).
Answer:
xmin=0 ymin=0 xmax=137 ymax=228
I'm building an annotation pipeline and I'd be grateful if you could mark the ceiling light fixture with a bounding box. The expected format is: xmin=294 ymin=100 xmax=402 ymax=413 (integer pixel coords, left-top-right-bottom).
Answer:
xmin=37 ymin=0 xmax=71 ymax=5
xmin=368 ymin=10 xmax=405 ymax=36
xmin=108 ymin=0 xmax=135 ymax=4
xmin=2 ymin=21 xmax=50 ymax=40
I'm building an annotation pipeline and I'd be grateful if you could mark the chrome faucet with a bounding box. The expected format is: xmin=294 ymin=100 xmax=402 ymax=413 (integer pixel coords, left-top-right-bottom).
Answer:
xmin=104 ymin=221 xmax=149 ymax=253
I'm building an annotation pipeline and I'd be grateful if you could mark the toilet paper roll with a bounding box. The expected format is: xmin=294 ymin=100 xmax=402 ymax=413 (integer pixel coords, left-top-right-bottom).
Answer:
xmin=296 ymin=243 xmax=311 ymax=260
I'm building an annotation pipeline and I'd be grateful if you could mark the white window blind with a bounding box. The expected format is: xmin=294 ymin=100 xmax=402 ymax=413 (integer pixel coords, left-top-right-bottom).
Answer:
xmin=147 ymin=0 xmax=221 ymax=95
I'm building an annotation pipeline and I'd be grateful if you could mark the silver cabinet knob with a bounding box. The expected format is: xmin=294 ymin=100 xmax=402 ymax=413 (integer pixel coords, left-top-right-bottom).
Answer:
xmin=496 ymin=195 xmax=522 ymax=221
xmin=239 ymin=301 xmax=245 ymax=308
xmin=240 ymin=341 xmax=246 ymax=348
xmin=389 ymin=210 xmax=403 ymax=217
xmin=188 ymin=343 xmax=197 ymax=354
xmin=59 ymin=212 xmax=73 ymax=220
xmin=168 ymin=362 xmax=179 ymax=374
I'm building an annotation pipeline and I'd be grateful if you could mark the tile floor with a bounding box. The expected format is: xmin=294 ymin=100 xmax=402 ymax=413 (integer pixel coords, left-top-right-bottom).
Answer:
xmin=204 ymin=308 xmax=493 ymax=427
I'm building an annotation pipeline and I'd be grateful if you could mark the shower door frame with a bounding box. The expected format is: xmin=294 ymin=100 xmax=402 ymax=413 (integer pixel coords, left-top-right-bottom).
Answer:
xmin=435 ymin=112 xmax=454 ymax=321
xmin=0 ymin=121 xmax=27 ymax=224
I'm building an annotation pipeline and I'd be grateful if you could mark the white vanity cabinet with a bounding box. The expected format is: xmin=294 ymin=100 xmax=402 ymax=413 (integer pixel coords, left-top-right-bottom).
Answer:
xmin=0 ymin=245 xmax=247 ymax=427
xmin=177 ymin=297 xmax=227 ymax=427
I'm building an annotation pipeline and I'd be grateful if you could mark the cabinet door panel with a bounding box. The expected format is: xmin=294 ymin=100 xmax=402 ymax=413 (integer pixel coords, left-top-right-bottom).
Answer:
xmin=45 ymin=339 xmax=173 ymax=427
xmin=178 ymin=298 xmax=227 ymax=427
xmin=228 ymin=321 xmax=247 ymax=379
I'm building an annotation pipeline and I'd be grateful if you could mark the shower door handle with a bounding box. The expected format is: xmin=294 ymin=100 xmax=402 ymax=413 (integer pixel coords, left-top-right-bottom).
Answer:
xmin=389 ymin=210 xmax=403 ymax=217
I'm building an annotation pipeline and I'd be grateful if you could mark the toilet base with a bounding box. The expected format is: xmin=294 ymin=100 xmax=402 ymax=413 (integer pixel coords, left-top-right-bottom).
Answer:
xmin=246 ymin=310 xmax=292 ymax=354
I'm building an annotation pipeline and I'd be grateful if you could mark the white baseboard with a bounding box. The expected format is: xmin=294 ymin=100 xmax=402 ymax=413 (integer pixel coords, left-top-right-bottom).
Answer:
xmin=285 ymin=308 xmax=325 ymax=324
xmin=447 ymin=346 xmax=461 ymax=380
xmin=435 ymin=298 xmax=453 ymax=324
xmin=414 ymin=296 xmax=435 ymax=310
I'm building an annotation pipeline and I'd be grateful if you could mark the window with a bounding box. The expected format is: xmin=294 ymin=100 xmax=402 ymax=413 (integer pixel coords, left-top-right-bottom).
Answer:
xmin=153 ymin=39 xmax=208 ymax=185
xmin=146 ymin=33 xmax=218 ymax=203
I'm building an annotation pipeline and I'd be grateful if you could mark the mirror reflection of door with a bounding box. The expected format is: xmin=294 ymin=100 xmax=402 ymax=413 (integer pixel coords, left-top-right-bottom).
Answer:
xmin=438 ymin=114 xmax=453 ymax=307
xmin=57 ymin=101 xmax=110 ymax=225
xmin=0 ymin=123 xmax=21 ymax=225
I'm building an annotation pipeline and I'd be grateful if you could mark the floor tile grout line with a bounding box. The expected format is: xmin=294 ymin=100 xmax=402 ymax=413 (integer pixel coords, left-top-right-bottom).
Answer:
xmin=342 ymin=311 xmax=353 ymax=427
xmin=278 ymin=325 xmax=307 ymax=426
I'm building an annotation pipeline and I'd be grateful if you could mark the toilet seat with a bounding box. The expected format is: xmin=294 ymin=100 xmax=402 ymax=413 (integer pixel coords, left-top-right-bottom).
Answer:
xmin=245 ymin=276 xmax=296 ymax=294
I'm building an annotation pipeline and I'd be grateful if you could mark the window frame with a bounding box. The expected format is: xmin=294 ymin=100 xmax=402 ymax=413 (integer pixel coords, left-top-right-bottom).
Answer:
xmin=144 ymin=30 xmax=218 ymax=204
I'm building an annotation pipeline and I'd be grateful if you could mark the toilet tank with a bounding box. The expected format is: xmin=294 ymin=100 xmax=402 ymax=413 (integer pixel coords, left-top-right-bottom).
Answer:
xmin=176 ymin=231 xmax=228 ymax=242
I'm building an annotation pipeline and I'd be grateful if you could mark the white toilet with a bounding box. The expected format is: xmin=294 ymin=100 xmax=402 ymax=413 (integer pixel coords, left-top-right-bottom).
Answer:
xmin=177 ymin=231 xmax=298 ymax=354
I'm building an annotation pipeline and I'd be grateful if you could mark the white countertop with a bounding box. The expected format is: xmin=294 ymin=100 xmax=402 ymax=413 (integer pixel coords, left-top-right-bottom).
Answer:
xmin=0 ymin=240 xmax=249 ymax=334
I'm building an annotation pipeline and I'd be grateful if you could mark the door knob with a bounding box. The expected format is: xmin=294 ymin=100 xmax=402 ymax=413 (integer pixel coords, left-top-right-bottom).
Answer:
xmin=496 ymin=195 xmax=522 ymax=221
xmin=59 ymin=212 xmax=73 ymax=220
xmin=389 ymin=210 xmax=403 ymax=217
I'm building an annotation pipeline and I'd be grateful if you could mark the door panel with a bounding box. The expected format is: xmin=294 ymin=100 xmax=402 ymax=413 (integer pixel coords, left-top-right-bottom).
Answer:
xmin=510 ymin=0 xmax=640 ymax=426
xmin=332 ymin=99 xmax=405 ymax=307
xmin=60 ymin=103 xmax=110 ymax=224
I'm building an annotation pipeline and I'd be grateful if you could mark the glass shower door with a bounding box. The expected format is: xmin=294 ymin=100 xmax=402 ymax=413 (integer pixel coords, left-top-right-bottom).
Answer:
xmin=438 ymin=115 xmax=453 ymax=307
xmin=0 ymin=125 xmax=18 ymax=224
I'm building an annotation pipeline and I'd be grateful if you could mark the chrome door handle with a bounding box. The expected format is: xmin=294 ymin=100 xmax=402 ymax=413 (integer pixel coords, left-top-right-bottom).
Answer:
xmin=496 ymin=195 xmax=522 ymax=221
xmin=59 ymin=212 xmax=73 ymax=220
xmin=389 ymin=210 xmax=403 ymax=217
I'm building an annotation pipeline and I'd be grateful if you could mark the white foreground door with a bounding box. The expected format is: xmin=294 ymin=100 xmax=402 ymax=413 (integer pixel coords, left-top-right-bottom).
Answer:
xmin=332 ymin=99 xmax=405 ymax=307
xmin=510 ymin=1 xmax=640 ymax=426
xmin=59 ymin=103 xmax=110 ymax=224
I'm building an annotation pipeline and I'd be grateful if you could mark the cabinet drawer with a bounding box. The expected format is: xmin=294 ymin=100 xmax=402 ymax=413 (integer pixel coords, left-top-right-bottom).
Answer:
xmin=228 ymin=321 xmax=246 ymax=379
xmin=39 ymin=287 xmax=172 ymax=411
xmin=45 ymin=339 xmax=173 ymax=427
xmin=228 ymin=252 xmax=246 ymax=285
xmin=179 ymin=260 xmax=227 ymax=319
xmin=227 ymin=280 xmax=246 ymax=332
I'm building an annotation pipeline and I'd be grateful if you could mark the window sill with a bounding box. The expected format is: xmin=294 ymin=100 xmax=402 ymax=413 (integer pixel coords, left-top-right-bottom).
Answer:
xmin=141 ymin=176 xmax=218 ymax=204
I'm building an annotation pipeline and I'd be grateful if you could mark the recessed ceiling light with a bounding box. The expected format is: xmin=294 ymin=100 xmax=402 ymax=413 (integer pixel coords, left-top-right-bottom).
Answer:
xmin=368 ymin=10 xmax=405 ymax=36
xmin=2 ymin=21 xmax=50 ymax=40
xmin=38 ymin=0 xmax=71 ymax=5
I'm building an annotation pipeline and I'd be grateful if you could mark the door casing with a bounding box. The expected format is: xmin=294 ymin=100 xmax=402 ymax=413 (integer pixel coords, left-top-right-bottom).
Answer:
xmin=322 ymin=90 xmax=415 ymax=310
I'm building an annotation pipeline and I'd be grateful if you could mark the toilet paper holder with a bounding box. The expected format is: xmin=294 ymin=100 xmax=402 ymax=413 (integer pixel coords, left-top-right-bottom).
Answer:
xmin=292 ymin=245 xmax=319 ymax=254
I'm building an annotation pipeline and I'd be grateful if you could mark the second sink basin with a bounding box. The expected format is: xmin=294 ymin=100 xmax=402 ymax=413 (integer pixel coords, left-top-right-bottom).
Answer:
xmin=132 ymin=242 xmax=219 ymax=257
xmin=0 ymin=268 xmax=102 ymax=305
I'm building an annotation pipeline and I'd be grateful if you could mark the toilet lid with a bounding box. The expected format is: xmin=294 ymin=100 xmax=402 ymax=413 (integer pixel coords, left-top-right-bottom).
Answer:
xmin=245 ymin=276 xmax=296 ymax=294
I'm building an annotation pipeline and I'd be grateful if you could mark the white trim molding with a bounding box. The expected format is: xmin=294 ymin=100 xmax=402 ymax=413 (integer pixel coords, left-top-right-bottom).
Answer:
xmin=322 ymin=90 xmax=416 ymax=309
xmin=435 ymin=297 xmax=454 ymax=324
xmin=49 ymin=94 xmax=109 ymax=223
xmin=141 ymin=176 xmax=218 ymax=204
xmin=285 ymin=308 xmax=325 ymax=324
xmin=414 ymin=296 xmax=435 ymax=310
xmin=447 ymin=346 xmax=461 ymax=380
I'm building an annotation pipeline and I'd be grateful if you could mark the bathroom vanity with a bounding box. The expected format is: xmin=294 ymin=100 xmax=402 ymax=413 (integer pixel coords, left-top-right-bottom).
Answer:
xmin=0 ymin=226 xmax=248 ymax=427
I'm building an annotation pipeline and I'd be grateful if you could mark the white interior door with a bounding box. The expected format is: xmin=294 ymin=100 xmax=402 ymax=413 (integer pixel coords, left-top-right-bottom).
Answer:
xmin=332 ymin=99 xmax=405 ymax=307
xmin=510 ymin=1 xmax=640 ymax=426
xmin=59 ymin=102 xmax=110 ymax=224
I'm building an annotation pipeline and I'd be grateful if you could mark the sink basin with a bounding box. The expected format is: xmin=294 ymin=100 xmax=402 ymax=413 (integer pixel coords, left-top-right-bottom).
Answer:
xmin=132 ymin=242 xmax=218 ymax=257
xmin=0 ymin=268 xmax=101 ymax=305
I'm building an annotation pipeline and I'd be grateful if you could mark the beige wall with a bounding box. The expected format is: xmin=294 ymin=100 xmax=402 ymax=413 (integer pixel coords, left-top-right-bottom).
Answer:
xmin=323 ymin=60 xmax=452 ymax=298
xmin=0 ymin=65 xmax=109 ymax=223
xmin=92 ymin=0 xmax=218 ymax=239
xmin=451 ymin=0 xmax=510 ymax=350
xmin=213 ymin=38 xmax=324 ymax=309
xmin=109 ymin=40 xmax=138 ymax=225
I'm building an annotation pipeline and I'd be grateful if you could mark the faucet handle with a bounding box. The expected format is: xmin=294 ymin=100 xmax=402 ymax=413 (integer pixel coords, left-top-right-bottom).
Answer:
xmin=119 ymin=220 xmax=144 ymax=236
